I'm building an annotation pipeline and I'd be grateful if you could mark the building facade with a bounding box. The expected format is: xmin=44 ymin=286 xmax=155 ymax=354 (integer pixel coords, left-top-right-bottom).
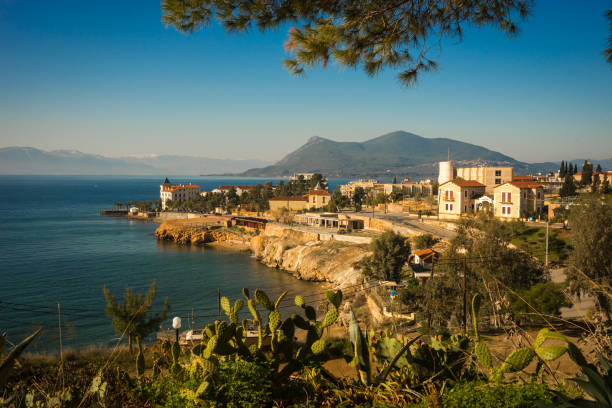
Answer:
xmin=438 ymin=180 xmax=486 ymax=219
xmin=493 ymin=181 xmax=544 ymax=219
xmin=268 ymin=189 xmax=331 ymax=211
xmin=455 ymin=166 xmax=513 ymax=193
xmin=160 ymin=178 xmax=201 ymax=209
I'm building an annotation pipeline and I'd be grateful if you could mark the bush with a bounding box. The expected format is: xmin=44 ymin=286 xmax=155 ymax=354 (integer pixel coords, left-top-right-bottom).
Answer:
xmin=417 ymin=381 xmax=554 ymax=408
xmin=508 ymin=282 xmax=572 ymax=324
xmin=412 ymin=234 xmax=438 ymax=250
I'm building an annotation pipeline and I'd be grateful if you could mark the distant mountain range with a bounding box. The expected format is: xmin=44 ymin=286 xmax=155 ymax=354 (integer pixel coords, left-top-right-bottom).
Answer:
xmin=0 ymin=147 xmax=272 ymax=175
xmin=2 ymin=134 xmax=610 ymax=177
xmin=241 ymin=131 xmax=611 ymax=178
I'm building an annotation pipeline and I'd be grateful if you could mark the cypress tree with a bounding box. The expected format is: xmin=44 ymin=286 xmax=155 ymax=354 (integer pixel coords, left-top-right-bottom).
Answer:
xmin=581 ymin=160 xmax=593 ymax=186
xmin=559 ymin=160 xmax=566 ymax=177
xmin=596 ymin=164 xmax=602 ymax=173
xmin=567 ymin=162 xmax=573 ymax=176
xmin=559 ymin=174 xmax=576 ymax=197
xmin=574 ymin=163 xmax=578 ymax=174
xmin=602 ymin=178 xmax=611 ymax=194
xmin=392 ymin=175 xmax=397 ymax=184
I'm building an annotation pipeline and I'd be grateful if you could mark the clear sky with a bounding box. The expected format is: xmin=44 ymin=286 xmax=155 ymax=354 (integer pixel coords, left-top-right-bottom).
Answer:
xmin=0 ymin=0 xmax=610 ymax=163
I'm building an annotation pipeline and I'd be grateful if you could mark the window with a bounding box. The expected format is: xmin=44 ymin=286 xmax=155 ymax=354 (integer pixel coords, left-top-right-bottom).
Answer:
xmin=495 ymin=178 xmax=501 ymax=184
xmin=524 ymin=192 xmax=527 ymax=199
xmin=495 ymin=170 xmax=502 ymax=177
xmin=445 ymin=204 xmax=449 ymax=211
xmin=449 ymin=204 xmax=453 ymax=211
xmin=464 ymin=190 xmax=468 ymax=198
xmin=322 ymin=197 xmax=326 ymax=203
xmin=312 ymin=197 xmax=316 ymax=203
xmin=537 ymin=191 xmax=541 ymax=199
xmin=464 ymin=205 xmax=467 ymax=212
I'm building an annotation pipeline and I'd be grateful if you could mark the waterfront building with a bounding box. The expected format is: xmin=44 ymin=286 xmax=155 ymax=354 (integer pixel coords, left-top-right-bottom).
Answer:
xmin=160 ymin=178 xmax=201 ymax=209
xmin=493 ymin=181 xmax=544 ymax=219
xmin=293 ymin=212 xmax=364 ymax=230
xmin=437 ymin=180 xmax=486 ymax=219
xmin=339 ymin=179 xmax=433 ymax=199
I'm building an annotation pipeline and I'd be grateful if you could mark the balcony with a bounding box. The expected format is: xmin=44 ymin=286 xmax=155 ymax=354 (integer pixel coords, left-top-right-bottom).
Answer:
xmin=442 ymin=196 xmax=455 ymax=201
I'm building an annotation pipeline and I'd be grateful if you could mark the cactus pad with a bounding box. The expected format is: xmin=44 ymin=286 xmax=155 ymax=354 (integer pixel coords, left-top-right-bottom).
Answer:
xmin=274 ymin=291 xmax=288 ymax=309
xmin=535 ymin=345 xmax=567 ymax=361
xmin=294 ymin=295 xmax=305 ymax=308
xmin=475 ymin=341 xmax=492 ymax=369
xmin=269 ymin=310 xmax=281 ymax=332
xmin=500 ymin=347 xmax=535 ymax=373
xmin=304 ymin=305 xmax=316 ymax=321
xmin=326 ymin=290 xmax=343 ymax=309
xmin=248 ymin=299 xmax=261 ymax=322
xmin=321 ymin=307 xmax=338 ymax=328
xmin=234 ymin=298 xmax=244 ymax=312
xmin=220 ymin=296 xmax=231 ymax=314
xmin=311 ymin=339 xmax=326 ymax=355
xmin=254 ymin=289 xmax=274 ymax=311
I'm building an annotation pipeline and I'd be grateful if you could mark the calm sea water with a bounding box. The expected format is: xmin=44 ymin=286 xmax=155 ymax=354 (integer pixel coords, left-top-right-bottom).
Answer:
xmin=0 ymin=176 xmax=347 ymax=352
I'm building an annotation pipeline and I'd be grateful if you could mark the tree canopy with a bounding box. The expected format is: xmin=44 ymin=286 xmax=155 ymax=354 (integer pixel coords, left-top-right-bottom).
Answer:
xmin=360 ymin=231 xmax=411 ymax=282
xmin=162 ymin=0 xmax=531 ymax=86
xmin=103 ymin=280 xmax=170 ymax=352
xmin=567 ymin=196 xmax=612 ymax=320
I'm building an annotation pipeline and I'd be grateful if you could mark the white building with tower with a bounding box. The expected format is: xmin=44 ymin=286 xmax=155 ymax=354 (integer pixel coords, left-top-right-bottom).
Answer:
xmin=160 ymin=178 xmax=201 ymax=210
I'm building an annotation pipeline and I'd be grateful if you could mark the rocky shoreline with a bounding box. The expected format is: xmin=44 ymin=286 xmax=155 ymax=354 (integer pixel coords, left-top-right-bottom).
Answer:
xmin=154 ymin=220 xmax=370 ymax=288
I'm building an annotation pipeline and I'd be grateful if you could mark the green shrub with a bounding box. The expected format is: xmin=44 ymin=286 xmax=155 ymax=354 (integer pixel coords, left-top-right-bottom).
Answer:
xmin=415 ymin=381 xmax=554 ymax=408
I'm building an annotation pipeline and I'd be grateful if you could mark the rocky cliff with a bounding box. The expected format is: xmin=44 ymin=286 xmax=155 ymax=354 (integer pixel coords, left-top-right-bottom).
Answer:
xmin=154 ymin=221 xmax=370 ymax=288
xmin=250 ymin=225 xmax=370 ymax=288
xmin=154 ymin=221 xmax=251 ymax=248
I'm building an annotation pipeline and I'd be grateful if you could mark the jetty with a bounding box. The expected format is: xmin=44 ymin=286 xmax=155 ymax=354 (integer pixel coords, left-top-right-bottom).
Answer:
xmin=100 ymin=209 xmax=128 ymax=215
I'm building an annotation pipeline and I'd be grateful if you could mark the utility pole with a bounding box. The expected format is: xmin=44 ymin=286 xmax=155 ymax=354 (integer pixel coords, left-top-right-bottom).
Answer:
xmin=462 ymin=259 xmax=467 ymax=334
xmin=217 ymin=288 xmax=221 ymax=318
xmin=545 ymin=221 xmax=549 ymax=266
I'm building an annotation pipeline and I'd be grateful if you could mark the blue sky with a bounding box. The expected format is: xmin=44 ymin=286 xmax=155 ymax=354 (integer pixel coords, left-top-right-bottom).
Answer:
xmin=0 ymin=0 xmax=610 ymax=163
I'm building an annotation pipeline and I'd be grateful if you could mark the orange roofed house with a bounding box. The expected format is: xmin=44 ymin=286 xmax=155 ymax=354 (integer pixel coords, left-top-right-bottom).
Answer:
xmin=269 ymin=189 xmax=331 ymax=211
xmin=493 ymin=181 xmax=544 ymax=219
xmin=438 ymin=180 xmax=486 ymax=219
xmin=160 ymin=178 xmax=201 ymax=209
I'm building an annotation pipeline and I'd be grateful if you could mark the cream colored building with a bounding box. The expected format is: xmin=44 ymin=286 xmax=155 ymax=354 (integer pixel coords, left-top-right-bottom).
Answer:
xmin=493 ymin=181 xmax=544 ymax=219
xmin=340 ymin=179 xmax=433 ymax=198
xmin=160 ymin=178 xmax=201 ymax=209
xmin=455 ymin=167 xmax=513 ymax=193
xmin=438 ymin=180 xmax=486 ymax=219
xmin=268 ymin=189 xmax=331 ymax=211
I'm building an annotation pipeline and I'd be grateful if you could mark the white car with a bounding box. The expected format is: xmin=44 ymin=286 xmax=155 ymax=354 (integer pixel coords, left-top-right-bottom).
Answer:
xmin=185 ymin=329 xmax=203 ymax=342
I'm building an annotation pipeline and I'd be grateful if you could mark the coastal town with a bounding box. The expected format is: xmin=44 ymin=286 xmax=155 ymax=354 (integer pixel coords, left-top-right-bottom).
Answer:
xmin=2 ymin=0 xmax=612 ymax=406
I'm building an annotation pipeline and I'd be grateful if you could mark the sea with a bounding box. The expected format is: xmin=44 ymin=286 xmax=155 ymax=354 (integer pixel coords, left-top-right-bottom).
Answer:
xmin=0 ymin=175 xmax=348 ymax=352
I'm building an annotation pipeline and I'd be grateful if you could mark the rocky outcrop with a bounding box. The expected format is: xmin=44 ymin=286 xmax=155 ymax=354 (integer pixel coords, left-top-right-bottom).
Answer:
xmin=154 ymin=222 xmax=250 ymax=247
xmin=250 ymin=233 xmax=370 ymax=288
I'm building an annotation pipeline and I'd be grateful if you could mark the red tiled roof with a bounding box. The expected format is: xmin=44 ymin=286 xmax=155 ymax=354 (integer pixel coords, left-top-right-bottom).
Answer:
xmin=513 ymin=176 xmax=534 ymax=181
xmin=508 ymin=181 xmax=543 ymax=189
xmin=308 ymin=189 xmax=330 ymax=196
xmin=415 ymin=248 xmax=437 ymax=257
xmin=269 ymin=196 xmax=307 ymax=202
xmin=441 ymin=180 xmax=485 ymax=188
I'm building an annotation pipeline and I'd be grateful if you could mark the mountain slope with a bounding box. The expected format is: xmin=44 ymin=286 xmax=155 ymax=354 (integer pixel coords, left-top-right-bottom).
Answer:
xmin=0 ymin=147 xmax=271 ymax=175
xmin=242 ymin=131 xmax=519 ymax=177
